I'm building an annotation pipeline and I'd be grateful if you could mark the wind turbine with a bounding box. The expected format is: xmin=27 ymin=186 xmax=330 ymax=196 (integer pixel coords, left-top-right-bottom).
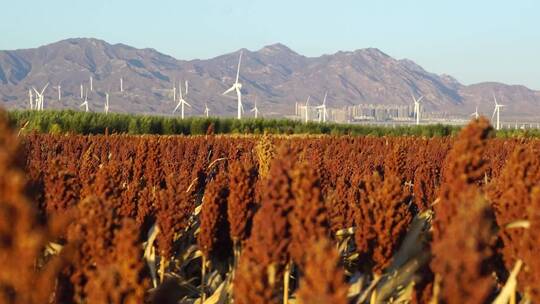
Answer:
xmin=104 ymin=93 xmax=110 ymax=114
xmin=491 ymin=94 xmax=505 ymax=130
xmin=32 ymin=83 xmax=49 ymax=111
xmin=80 ymin=88 xmax=89 ymax=112
xmin=412 ymin=94 xmax=424 ymax=125
xmin=28 ymin=89 xmax=34 ymax=110
xmin=181 ymin=80 xmax=188 ymax=96
xmin=471 ymin=106 xmax=479 ymax=119
xmin=222 ymin=50 xmax=244 ymax=119
xmin=173 ymin=80 xmax=191 ymax=119
xmin=251 ymin=98 xmax=260 ymax=118
xmin=31 ymin=85 xmax=40 ymax=111
xmin=304 ymin=96 xmax=311 ymax=123
xmin=54 ymin=83 xmax=62 ymax=101
xmin=204 ymin=103 xmax=210 ymax=118
xmin=315 ymin=91 xmax=328 ymax=123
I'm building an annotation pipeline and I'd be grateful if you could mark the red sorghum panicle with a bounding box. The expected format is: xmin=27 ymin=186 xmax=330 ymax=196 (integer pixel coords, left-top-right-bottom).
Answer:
xmin=155 ymin=173 xmax=197 ymax=259
xmin=487 ymin=144 xmax=540 ymax=288
xmin=289 ymin=161 xmax=330 ymax=266
xmin=66 ymin=196 xmax=118 ymax=300
xmin=297 ymin=238 xmax=348 ymax=304
xmin=385 ymin=144 xmax=408 ymax=184
xmin=43 ymin=159 xmax=81 ymax=214
xmin=327 ymin=176 xmax=356 ymax=233
xmin=233 ymin=146 xmax=296 ymax=304
xmin=431 ymin=191 xmax=497 ymax=304
xmin=198 ymin=171 xmax=232 ymax=261
xmin=93 ymin=161 xmax=126 ymax=210
xmin=0 ymin=110 xmax=66 ymax=304
xmin=434 ymin=117 xmax=494 ymax=240
xmin=85 ymin=218 xmax=149 ymax=304
xmin=489 ymin=143 xmax=540 ymax=301
xmin=227 ymin=160 xmax=258 ymax=244
xmin=233 ymin=243 xmax=280 ymax=304
xmin=78 ymin=142 xmax=102 ymax=198
xmin=519 ymin=187 xmax=540 ymax=301
xmin=413 ymin=142 xmax=444 ymax=211
xmin=354 ymin=170 xmax=412 ymax=274
xmin=243 ymin=145 xmax=295 ymax=267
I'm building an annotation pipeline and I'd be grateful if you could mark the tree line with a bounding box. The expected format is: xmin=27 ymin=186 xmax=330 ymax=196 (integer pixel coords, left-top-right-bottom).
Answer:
xmin=11 ymin=109 xmax=531 ymax=137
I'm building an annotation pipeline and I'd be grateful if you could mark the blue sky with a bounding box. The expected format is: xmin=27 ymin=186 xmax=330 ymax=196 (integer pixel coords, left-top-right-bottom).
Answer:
xmin=2 ymin=0 xmax=539 ymax=89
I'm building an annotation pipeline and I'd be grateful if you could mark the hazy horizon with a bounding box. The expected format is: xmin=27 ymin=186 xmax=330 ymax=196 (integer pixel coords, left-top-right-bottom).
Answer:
xmin=2 ymin=0 xmax=539 ymax=89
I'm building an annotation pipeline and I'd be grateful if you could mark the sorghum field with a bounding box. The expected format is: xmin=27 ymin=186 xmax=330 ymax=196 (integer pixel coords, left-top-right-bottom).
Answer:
xmin=1 ymin=110 xmax=539 ymax=304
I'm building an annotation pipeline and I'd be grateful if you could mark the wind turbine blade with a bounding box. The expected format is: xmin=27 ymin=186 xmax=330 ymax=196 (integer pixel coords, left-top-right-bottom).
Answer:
xmin=492 ymin=108 xmax=497 ymax=120
xmin=184 ymin=101 xmax=191 ymax=108
xmin=235 ymin=50 xmax=243 ymax=84
xmin=178 ymin=82 xmax=183 ymax=100
xmin=417 ymin=96 xmax=424 ymax=103
xmin=40 ymin=83 xmax=49 ymax=95
xmin=323 ymin=91 xmax=328 ymax=105
xmin=493 ymin=94 xmax=498 ymax=106
xmin=306 ymin=96 xmax=311 ymax=106
xmin=223 ymin=86 xmax=235 ymax=95
xmin=33 ymin=87 xmax=40 ymax=95
xmin=173 ymin=102 xmax=181 ymax=113
xmin=185 ymin=81 xmax=189 ymax=96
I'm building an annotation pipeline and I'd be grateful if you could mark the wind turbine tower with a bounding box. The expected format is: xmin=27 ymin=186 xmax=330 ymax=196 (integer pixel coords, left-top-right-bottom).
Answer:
xmin=412 ymin=94 xmax=424 ymax=125
xmin=204 ymin=103 xmax=210 ymax=118
xmin=222 ymin=51 xmax=244 ymax=119
xmin=251 ymin=98 xmax=260 ymax=118
xmin=104 ymin=93 xmax=110 ymax=114
xmin=55 ymin=84 xmax=62 ymax=101
xmin=304 ymin=96 xmax=311 ymax=123
xmin=32 ymin=83 xmax=49 ymax=111
xmin=173 ymin=80 xmax=191 ymax=119
xmin=316 ymin=92 xmax=328 ymax=123
xmin=28 ymin=89 xmax=34 ymax=110
xmin=80 ymin=88 xmax=89 ymax=112
xmin=492 ymin=94 xmax=505 ymax=130
xmin=40 ymin=83 xmax=49 ymax=110
xmin=471 ymin=106 xmax=479 ymax=119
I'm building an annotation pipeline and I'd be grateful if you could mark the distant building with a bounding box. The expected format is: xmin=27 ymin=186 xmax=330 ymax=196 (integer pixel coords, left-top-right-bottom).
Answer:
xmin=296 ymin=103 xmax=321 ymax=122
xmin=294 ymin=102 xmax=421 ymax=124
xmin=346 ymin=104 xmax=413 ymax=122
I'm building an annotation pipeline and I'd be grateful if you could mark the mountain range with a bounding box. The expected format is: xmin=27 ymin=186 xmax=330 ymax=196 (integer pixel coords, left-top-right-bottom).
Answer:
xmin=1 ymin=38 xmax=539 ymax=120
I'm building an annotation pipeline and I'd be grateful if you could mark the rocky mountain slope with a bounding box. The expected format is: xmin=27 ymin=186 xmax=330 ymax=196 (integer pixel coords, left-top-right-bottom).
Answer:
xmin=1 ymin=38 xmax=539 ymax=119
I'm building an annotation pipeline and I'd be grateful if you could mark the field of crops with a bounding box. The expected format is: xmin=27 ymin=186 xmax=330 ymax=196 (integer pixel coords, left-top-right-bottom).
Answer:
xmin=1 ymin=111 xmax=540 ymax=303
